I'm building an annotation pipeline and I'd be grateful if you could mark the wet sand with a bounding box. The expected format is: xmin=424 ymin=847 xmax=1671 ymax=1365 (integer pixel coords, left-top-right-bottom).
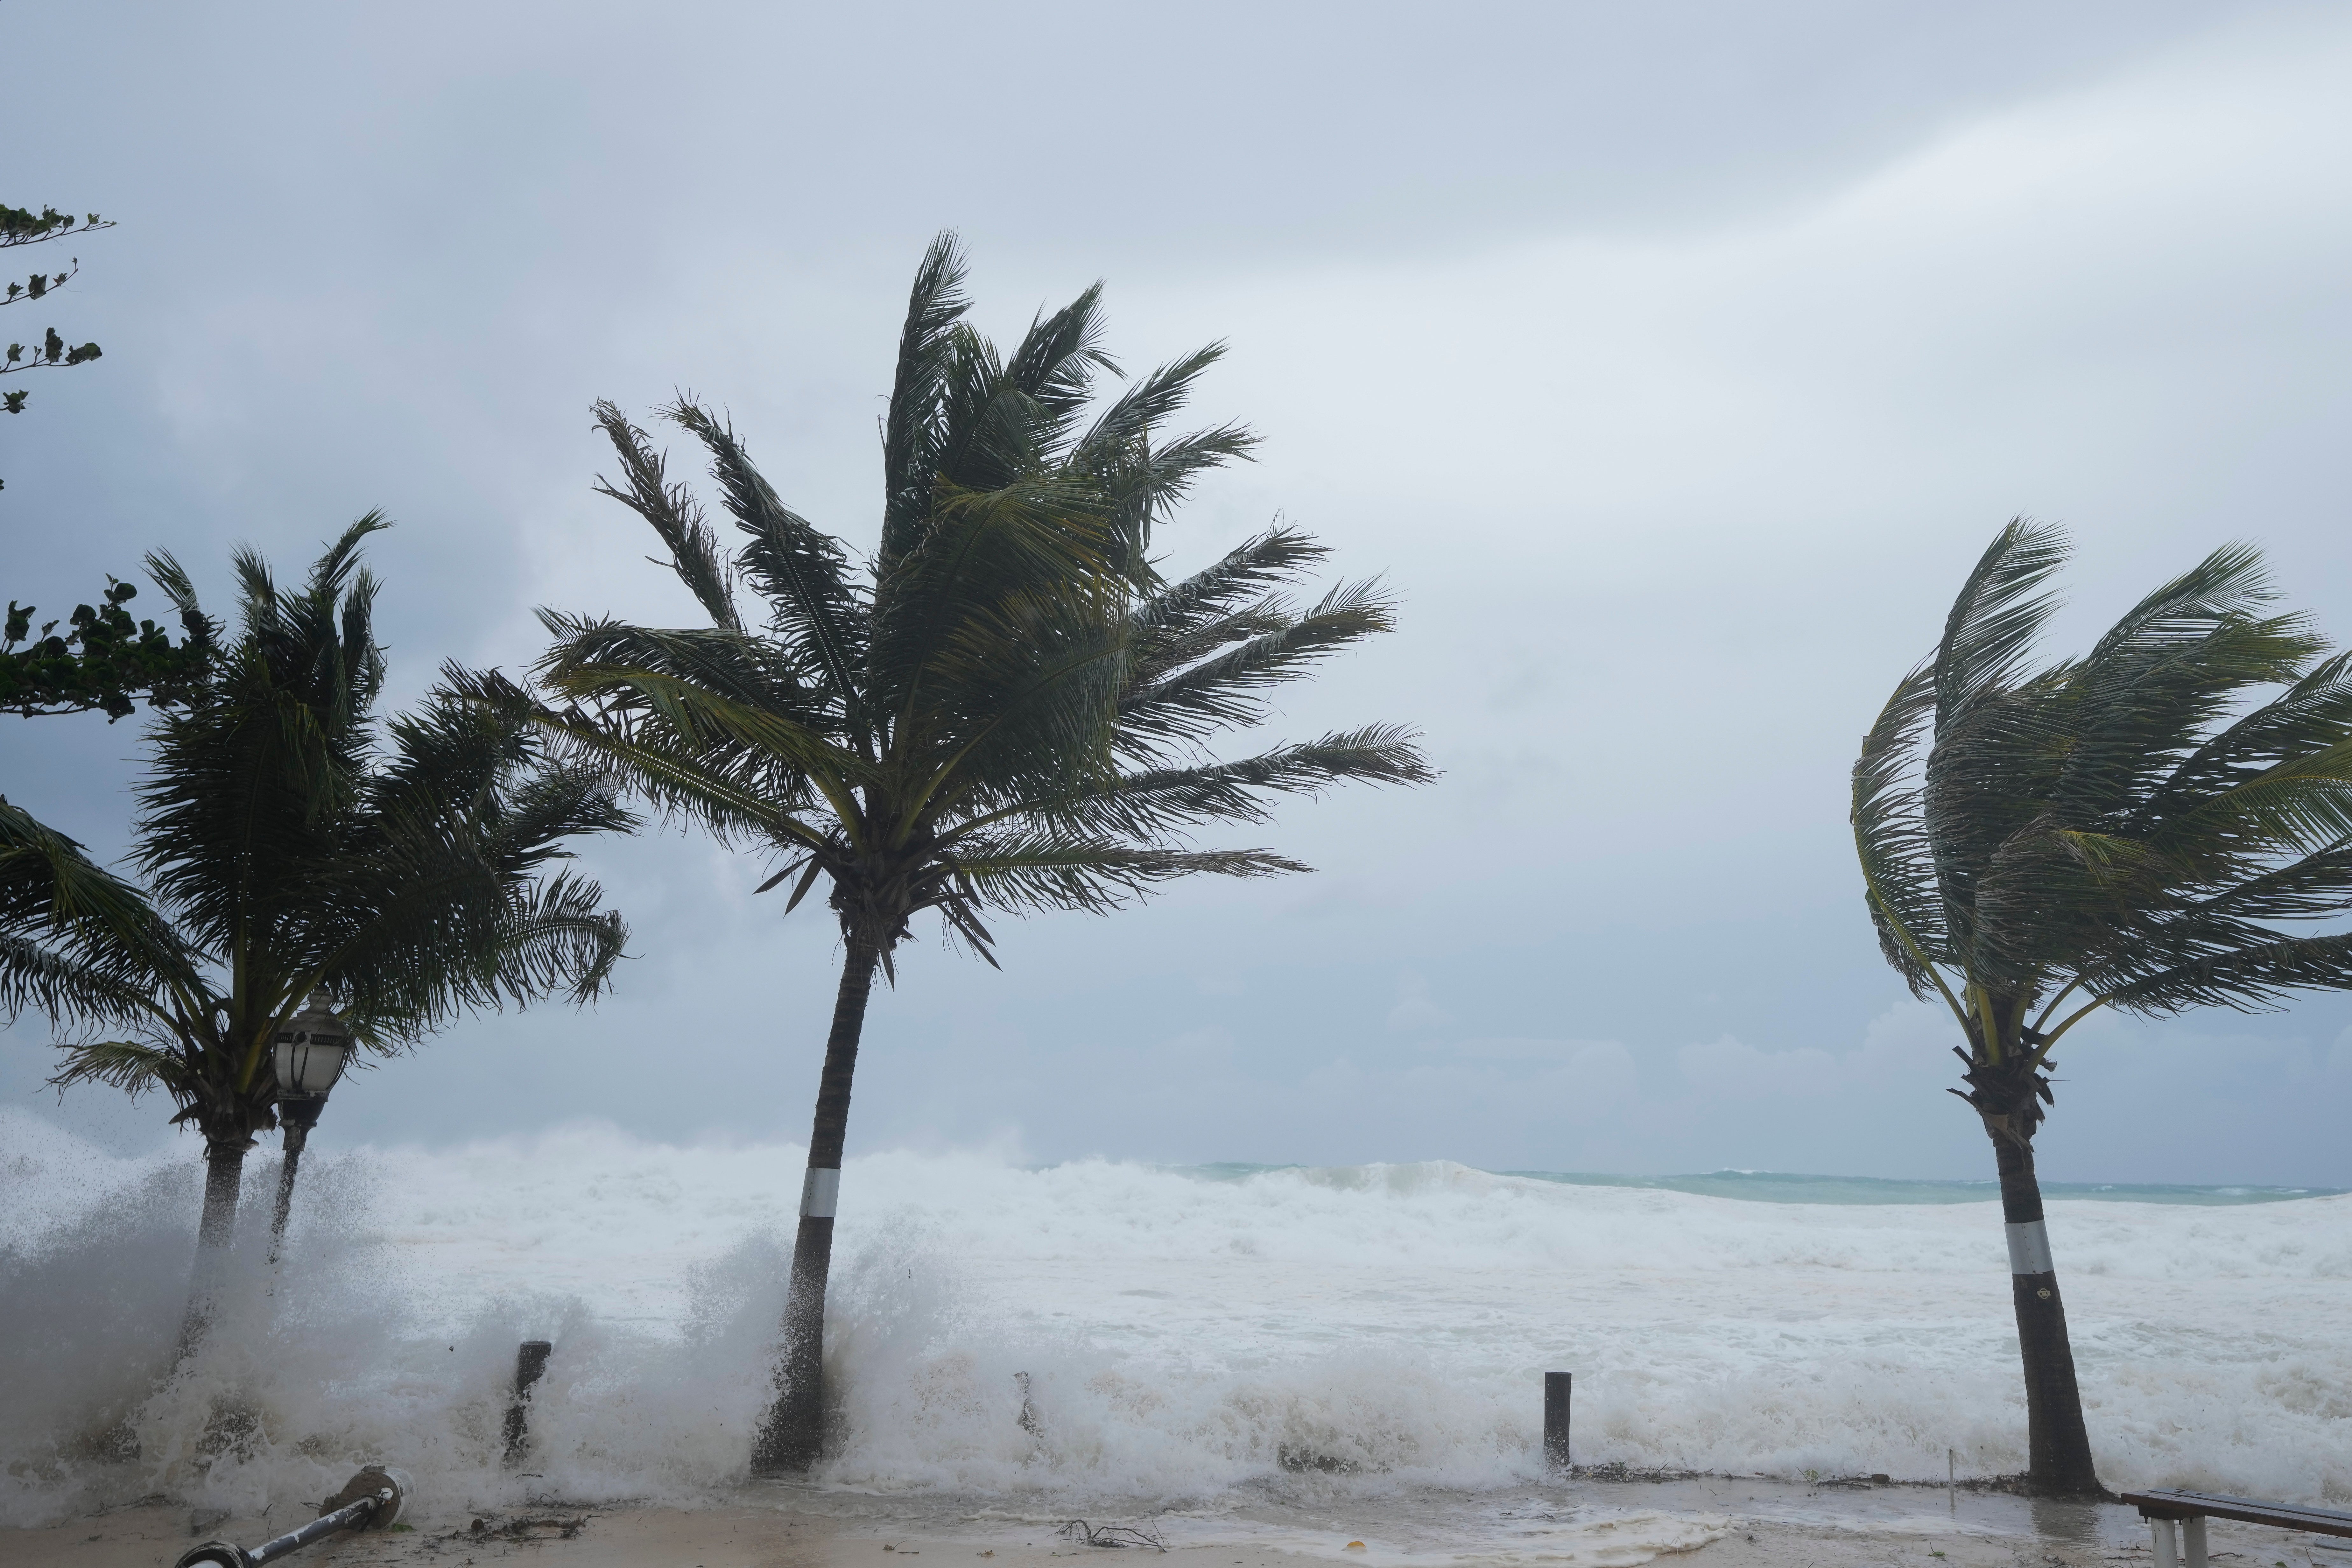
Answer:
xmin=11 ymin=1483 xmax=2348 ymax=1568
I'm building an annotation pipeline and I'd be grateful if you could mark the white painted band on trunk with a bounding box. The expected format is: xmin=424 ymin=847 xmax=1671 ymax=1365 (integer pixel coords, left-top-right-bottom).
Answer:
xmin=801 ymin=1167 xmax=841 ymax=1219
xmin=2005 ymin=1220 xmax=2053 ymax=1275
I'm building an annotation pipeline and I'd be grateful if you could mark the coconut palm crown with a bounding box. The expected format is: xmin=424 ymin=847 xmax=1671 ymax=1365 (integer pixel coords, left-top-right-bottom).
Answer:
xmin=1852 ymin=518 xmax=2352 ymax=1495
xmin=512 ymin=234 xmax=1433 ymax=1472
xmin=26 ymin=517 xmax=633 ymax=1343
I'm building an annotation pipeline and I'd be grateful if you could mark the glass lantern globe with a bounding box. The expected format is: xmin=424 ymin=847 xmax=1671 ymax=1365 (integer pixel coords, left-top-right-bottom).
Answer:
xmin=274 ymin=1001 xmax=353 ymax=1101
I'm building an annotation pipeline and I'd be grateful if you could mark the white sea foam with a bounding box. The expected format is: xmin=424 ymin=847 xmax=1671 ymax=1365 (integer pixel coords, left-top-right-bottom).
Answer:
xmin=3 ymin=1110 xmax=2348 ymax=1535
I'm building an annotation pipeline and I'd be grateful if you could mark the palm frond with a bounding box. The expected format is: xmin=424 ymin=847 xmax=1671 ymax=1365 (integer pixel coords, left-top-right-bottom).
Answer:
xmin=2103 ymin=930 xmax=2352 ymax=1013
xmin=592 ymin=399 xmax=743 ymax=631
xmin=1071 ymin=343 xmax=1259 ymax=568
xmin=47 ymin=1037 xmax=189 ymax=1100
xmin=0 ymin=797 xmax=193 ymax=1025
xmin=484 ymin=871 xmax=630 ymax=1007
xmin=1009 ymin=726 xmax=1432 ymax=840
xmin=1 ymin=796 xmax=150 ymax=933
xmin=868 ymin=471 xmax=1120 ymax=728
xmin=1850 ymin=662 xmax=1953 ymax=998
xmin=0 ymin=930 xmax=159 ymax=1025
xmin=2137 ymin=650 xmax=2352 ymax=826
xmin=951 ymin=833 xmax=1308 ymax=915
xmin=996 ymin=282 xmax=1116 ymax=455
xmin=1131 ymin=526 xmax=1328 ymax=649
xmin=911 ymin=592 xmax=1130 ymax=816
xmin=534 ymin=614 xmax=827 ymax=733
xmin=668 ymin=400 xmax=869 ymax=711
xmin=542 ymin=665 xmax=869 ymax=804
xmin=878 ymin=231 xmax=972 ymax=571
xmin=1931 ymin=517 xmax=2069 ymax=734
xmin=1118 ymin=577 xmax=1398 ymax=757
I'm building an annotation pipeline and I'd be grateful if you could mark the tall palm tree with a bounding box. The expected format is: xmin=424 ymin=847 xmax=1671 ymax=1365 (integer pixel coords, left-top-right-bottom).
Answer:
xmin=1851 ymin=519 xmax=2352 ymax=1496
xmin=515 ymin=234 xmax=1433 ymax=1473
xmin=19 ymin=517 xmax=634 ymax=1346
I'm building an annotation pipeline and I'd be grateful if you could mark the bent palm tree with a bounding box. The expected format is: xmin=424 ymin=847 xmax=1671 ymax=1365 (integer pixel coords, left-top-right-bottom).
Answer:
xmin=521 ymin=235 xmax=1432 ymax=1473
xmin=21 ymin=518 xmax=633 ymax=1347
xmin=1852 ymin=519 xmax=2352 ymax=1496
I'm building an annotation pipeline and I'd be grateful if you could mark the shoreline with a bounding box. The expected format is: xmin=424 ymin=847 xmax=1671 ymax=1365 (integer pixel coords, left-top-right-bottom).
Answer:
xmin=13 ymin=1474 xmax=2343 ymax=1568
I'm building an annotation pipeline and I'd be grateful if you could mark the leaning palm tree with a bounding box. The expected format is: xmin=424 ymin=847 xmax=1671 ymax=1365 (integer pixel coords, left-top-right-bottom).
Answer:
xmin=515 ymin=234 xmax=1432 ymax=1473
xmin=22 ymin=517 xmax=633 ymax=1347
xmin=1851 ymin=519 xmax=2352 ymax=1496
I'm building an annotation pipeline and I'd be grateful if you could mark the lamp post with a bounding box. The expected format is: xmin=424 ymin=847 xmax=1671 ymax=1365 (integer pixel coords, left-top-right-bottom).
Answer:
xmin=268 ymin=999 xmax=351 ymax=1262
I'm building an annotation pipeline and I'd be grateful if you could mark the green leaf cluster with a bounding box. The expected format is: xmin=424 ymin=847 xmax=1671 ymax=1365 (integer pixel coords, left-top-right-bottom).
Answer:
xmin=518 ymin=233 xmax=1431 ymax=975
xmin=0 ymin=200 xmax=113 ymax=460
xmin=2 ymin=572 xmax=215 ymax=718
xmin=4 ymin=327 xmax=103 ymax=372
xmin=0 ymin=205 xmax=109 ymax=247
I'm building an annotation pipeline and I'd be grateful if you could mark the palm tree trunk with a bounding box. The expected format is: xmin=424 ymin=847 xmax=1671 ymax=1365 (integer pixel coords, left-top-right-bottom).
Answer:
xmin=1989 ymin=1129 xmax=2102 ymax=1496
xmin=751 ymin=934 xmax=881 ymax=1475
xmin=177 ymin=1136 xmax=248 ymax=1356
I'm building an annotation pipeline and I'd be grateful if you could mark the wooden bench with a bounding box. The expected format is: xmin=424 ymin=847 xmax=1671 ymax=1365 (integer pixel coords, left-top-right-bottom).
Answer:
xmin=2121 ymin=1488 xmax=2352 ymax=1568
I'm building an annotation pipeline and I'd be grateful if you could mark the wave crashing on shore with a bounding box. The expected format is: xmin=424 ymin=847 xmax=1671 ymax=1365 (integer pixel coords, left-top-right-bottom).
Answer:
xmin=4 ymin=1111 xmax=2348 ymax=1529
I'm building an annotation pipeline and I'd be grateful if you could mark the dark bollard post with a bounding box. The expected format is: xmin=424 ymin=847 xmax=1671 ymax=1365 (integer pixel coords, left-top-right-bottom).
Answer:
xmin=1015 ymin=1371 xmax=1042 ymax=1438
xmin=1544 ymin=1372 xmax=1572 ymax=1471
xmin=503 ymin=1339 xmax=554 ymax=1466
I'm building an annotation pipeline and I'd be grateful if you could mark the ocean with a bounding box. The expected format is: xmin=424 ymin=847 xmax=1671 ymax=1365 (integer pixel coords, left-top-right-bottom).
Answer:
xmin=4 ymin=1110 xmax=2348 ymax=1545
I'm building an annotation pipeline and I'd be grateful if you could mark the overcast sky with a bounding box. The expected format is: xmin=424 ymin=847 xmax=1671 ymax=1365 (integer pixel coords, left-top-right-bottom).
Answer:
xmin=6 ymin=1 xmax=2350 ymax=1184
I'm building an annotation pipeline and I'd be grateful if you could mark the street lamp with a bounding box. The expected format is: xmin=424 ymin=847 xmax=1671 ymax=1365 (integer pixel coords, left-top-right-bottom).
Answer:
xmin=268 ymin=998 xmax=351 ymax=1259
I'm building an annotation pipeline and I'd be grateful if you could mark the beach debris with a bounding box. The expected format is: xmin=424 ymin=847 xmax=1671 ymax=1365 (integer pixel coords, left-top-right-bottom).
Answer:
xmin=1557 ymin=1460 xmax=1708 ymax=1484
xmin=1345 ymin=1542 xmax=1367 ymax=1551
xmin=1276 ymin=1445 xmax=1361 ymax=1474
xmin=174 ymin=1466 xmax=409 ymax=1567
xmin=467 ymin=1513 xmax=587 ymax=1541
xmin=1057 ymin=1521 xmax=1168 ymax=1551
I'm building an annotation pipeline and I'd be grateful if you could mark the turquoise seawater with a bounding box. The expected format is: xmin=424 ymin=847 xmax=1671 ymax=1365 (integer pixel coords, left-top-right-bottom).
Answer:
xmin=1182 ymin=1162 xmax=2343 ymax=1206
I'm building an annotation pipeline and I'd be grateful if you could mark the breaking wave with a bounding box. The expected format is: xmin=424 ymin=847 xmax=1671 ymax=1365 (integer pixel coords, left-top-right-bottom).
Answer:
xmin=4 ymin=1112 xmax=2348 ymax=1529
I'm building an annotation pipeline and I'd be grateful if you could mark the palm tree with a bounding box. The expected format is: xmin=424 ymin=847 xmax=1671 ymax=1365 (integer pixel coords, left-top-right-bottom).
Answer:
xmin=18 ymin=517 xmax=634 ymax=1347
xmin=1851 ymin=519 xmax=2352 ymax=1496
xmin=516 ymin=234 xmax=1433 ymax=1473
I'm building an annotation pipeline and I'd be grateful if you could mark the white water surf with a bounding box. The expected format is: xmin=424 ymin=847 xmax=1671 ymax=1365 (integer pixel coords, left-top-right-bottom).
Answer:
xmin=4 ymin=1111 xmax=2348 ymax=1539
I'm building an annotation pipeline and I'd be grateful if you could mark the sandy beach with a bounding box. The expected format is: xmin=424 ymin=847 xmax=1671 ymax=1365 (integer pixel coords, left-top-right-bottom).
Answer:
xmin=13 ymin=1478 xmax=2349 ymax=1568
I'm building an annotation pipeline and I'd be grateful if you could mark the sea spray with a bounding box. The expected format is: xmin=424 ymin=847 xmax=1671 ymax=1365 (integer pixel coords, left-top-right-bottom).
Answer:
xmin=3 ymin=1109 xmax=2348 ymax=1530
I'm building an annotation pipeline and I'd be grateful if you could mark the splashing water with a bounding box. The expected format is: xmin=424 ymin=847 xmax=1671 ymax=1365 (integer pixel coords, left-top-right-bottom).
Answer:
xmin=4 ymin=1111 xmax=2348 ymax=1533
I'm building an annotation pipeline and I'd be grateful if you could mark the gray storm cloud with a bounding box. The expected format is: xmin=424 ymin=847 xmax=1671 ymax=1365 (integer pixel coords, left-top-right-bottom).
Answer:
xmin=5 ymin=1 xmax=2349 ymax=1183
